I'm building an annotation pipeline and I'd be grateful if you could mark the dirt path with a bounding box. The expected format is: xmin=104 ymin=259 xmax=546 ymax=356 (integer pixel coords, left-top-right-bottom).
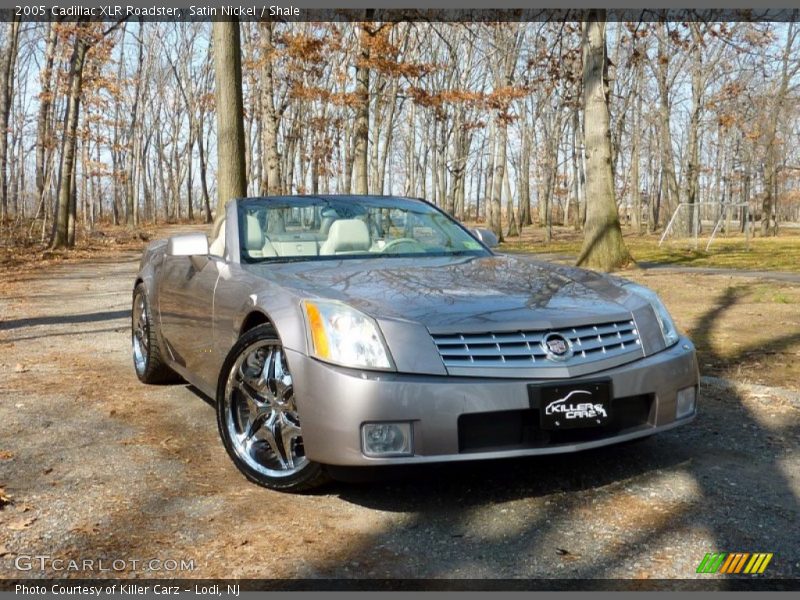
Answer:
xmin=0 ymin=247 xmax=798 ymax=584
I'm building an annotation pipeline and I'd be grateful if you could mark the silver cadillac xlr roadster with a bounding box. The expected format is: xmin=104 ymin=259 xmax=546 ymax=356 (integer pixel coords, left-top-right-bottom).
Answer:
xmin=132 ymin=195 xmax=699 ymax=491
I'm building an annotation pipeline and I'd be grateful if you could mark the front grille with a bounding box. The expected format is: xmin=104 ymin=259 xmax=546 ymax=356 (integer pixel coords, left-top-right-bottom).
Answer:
xmin=457 ymin=394 xmax=654 ymax=453
xmin=431 ymin=319 xmax=641 ymax=369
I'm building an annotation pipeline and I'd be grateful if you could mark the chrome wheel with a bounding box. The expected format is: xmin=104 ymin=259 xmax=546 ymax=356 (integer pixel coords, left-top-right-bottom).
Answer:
xmin=223 ymin=340 xmax=307 ymax=478
xmin=131 ymin=284 xmax=176 ymax=384
xmin=132 ymin=291 xmax=148 ymax=376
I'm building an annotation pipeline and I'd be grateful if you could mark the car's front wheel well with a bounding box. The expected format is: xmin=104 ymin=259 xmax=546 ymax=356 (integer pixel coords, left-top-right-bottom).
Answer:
xmin=239 ymin=311 xmax=276 ymax=337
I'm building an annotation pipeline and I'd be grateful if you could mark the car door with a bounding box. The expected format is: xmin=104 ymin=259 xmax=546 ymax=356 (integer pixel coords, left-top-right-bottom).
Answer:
xmin=158 ymin=252 xmax=222 ymax=389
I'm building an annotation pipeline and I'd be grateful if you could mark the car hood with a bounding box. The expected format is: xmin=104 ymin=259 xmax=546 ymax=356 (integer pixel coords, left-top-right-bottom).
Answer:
xmin=244 ymin=254 xmax=638 ymax=331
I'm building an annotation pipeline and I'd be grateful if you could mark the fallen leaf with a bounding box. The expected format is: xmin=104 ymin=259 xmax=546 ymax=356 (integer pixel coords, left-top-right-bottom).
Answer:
xmin=0 ymin=488 xmax=12 ymax=508
xmin=0 ymin=451 xmax=13 ymax=460
xmin=13 ymin=363 xmax=28 ymax=373
xmin=8 ymin=517 xmax=36 ymax=530
xmin=69 ymin=524 xmax=100 ymax=535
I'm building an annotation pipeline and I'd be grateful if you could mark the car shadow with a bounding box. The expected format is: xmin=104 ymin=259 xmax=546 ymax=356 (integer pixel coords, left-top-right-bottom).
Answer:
xmin=330 ymin=435 xmax=692 ymax=510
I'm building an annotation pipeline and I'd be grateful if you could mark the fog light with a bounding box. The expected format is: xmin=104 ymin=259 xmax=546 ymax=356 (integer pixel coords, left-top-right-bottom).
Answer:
xmin=676 ymin=386 xmax=697 ymax=419
xmin=361 ymin=422 xmax=413 ymax=457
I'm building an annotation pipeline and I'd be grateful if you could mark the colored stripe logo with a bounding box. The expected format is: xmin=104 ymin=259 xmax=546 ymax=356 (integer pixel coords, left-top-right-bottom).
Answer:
xmin=697 ymin=553 xmax=773 ymax=574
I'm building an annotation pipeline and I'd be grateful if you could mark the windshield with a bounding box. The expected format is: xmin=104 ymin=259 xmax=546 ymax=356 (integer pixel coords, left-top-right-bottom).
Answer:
xmin=237 ymin=196 xmax=491 ymax=263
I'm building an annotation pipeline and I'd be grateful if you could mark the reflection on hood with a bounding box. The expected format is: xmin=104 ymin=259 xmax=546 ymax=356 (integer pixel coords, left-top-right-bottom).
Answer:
xmin=244 ymin=254 xmax=632 ymax=329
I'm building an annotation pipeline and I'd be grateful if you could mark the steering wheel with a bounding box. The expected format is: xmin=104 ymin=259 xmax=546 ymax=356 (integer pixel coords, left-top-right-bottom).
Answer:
xmin=381 ymin=238 xmax=426 ymax=254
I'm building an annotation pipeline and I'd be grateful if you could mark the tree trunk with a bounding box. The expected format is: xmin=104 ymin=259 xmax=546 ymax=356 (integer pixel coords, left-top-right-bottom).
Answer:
xmin=684 ymin=22 xmax=703 ymax=239
xmin=519 ymin=123 xmax=532 ymax=226
xmin=369 ymin=73 xmax=383 ymax=194
xmin=353 ymin=20 xmax=372 ymax=195
xmin=576 ymin=10 xmax=630 ymax=271
xmin=489 ymin=121 xmax=506 ymax=242
xmin=630 ymin=126 xmax=642 ymax=234
xmin=197 ymin=110 xmax=211 ymax=222
xmin=630 ymin=70 xmax=642 ymax=234
xmin=655 ymin=22 xmax=682 ymax=235
xmin=569 ymin=105 xmax=581 ymax=229
xmin=260 ymin=22 xmax=282 ymax=195
xmin=212 ymin=19 xmax=248 ymax=217
xmin=35 ymin=22 xmax=58 ymax=221
xmin=125 ymin=25 xmax=144 ymax=226
xmin=0 ymin=17 xmax=21 ymax=221
xmin=378 ymin=77 xmax=399 ymax=194
xmin=761 ymin=22 xmax=796 ymax=236
xmin=52 ymin=29 xmax=89 ymax=249
xmin=504 ymin=164 xmax=518 ymax=237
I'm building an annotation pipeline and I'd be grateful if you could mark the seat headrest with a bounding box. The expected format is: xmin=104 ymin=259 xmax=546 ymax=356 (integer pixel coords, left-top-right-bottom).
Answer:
xmin=244 ymin=214 xmax=265 ymax=251
xmin=321 ymin=219 xmax=370 ymax=255
xmin=267 ymin=212 xmax=286 ymax=234
xmin=319 ymin=216 xmax=335 ymax=236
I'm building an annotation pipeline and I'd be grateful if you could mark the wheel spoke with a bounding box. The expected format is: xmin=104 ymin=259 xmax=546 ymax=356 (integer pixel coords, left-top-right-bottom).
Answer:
xmin=260 ymin=413 xmax=288 ymax=470
xmin=262 ymin=348 xmax=293 ymax=405
xmin=238 ymin=350 xmax=267 ymax=392
xmin=258 ymin=347 xmax=275 ymax=393
xmin=278 ymin=414 xmax=301 ymax=470
xmin=240 ymin=410 xmax=267 ymax=444
xmin=235 ymin=378 xmax=270 ymax=416
xmin=139 ymin=318 xmax=148 ymax=351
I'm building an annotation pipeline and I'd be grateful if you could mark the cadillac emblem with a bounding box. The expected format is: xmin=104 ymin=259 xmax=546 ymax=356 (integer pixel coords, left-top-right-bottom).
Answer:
xmin=541 ymin=332 xmax=574 ymax=361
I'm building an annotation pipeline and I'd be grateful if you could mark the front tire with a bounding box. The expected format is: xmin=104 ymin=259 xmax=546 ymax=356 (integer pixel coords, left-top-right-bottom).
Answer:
xmin=216 ymin=325 xmax=329 ymax=492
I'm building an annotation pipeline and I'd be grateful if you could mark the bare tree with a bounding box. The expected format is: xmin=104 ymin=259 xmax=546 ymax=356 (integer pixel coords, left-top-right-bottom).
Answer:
xmin=576 ymin=10 xmax=630 ymax=270
xmin=212 ymin=19 xmax=247 ymax=218
xmin=51 ymin=22 xmax=90 ymax=249
xmin=0 ymin=16 xmax=20 ymax=221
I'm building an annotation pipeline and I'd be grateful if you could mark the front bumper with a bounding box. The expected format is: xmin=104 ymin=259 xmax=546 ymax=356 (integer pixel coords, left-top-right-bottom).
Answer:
xmin=286 ymin=337 xmax=699 ymax=466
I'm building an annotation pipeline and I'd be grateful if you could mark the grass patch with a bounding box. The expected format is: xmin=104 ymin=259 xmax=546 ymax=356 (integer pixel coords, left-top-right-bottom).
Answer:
xmin=496 ymin=225 xmax=800 ymax=272
xmin=622 ymin=272 xmax=800 ymax=390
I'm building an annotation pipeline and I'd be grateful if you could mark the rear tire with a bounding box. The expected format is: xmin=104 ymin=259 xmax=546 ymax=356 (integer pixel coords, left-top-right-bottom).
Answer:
xmin=132 ymin=283 xmax=178 ymax=384
xmin=216 ymin=324 xmax=330 ymax=492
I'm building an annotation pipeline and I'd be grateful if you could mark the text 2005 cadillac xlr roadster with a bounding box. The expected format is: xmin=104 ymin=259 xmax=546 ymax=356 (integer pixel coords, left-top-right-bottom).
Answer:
xmin=132 ymin=195 xmax=699 ymax=491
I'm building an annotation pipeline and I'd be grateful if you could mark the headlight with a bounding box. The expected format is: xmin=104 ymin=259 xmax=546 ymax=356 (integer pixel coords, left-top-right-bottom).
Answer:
xmin=623 ymin=283 xmax=680 ymax=347
xmin=303 ymin=300 xmax=393 ymax=370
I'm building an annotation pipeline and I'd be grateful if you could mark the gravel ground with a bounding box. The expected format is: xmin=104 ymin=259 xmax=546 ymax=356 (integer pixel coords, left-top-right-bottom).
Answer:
xmin=0 ymin=248 xmax=798 ymax=585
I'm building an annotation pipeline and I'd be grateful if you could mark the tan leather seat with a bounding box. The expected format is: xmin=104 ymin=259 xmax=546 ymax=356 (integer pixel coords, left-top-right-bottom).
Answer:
xmin=319 ymin=219 xmax=371 ymax=255
xmin=244 ymin=214 xmax=277 ymax=258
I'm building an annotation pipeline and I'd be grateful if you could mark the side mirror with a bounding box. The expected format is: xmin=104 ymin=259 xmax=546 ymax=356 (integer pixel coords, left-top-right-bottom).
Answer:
xmin=471 ymin=227 xmax=499 ymax=248
xmin=167 ymin=233 xmax=209 ymax=270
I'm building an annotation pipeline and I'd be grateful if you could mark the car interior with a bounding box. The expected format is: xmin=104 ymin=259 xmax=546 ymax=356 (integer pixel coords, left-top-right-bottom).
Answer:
xmin=206 ymin=202 xmax=484 ymax=262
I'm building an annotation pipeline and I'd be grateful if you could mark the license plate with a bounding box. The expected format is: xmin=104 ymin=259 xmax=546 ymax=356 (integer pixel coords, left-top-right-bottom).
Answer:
xmin=530 ymin=380 xmax=613 ymax=430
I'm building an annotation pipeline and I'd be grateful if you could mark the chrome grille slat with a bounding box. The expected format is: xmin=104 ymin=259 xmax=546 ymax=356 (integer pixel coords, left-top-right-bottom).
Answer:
xmin=440 ymin=345 xmax=543 ymax=358
xmin=431 ymin=319 xmax=641 ymax=369
xmin=434 ymin=333 xmax=541 ymax=345
xmin=571 ymin=323 xmax=633 ymax=338
xmin=572 ymin=332 xmax=639 ymax=352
